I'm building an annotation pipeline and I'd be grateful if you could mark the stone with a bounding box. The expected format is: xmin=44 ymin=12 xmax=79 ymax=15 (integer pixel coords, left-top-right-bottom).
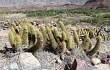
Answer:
xmin=55 ymin=57 xmax=62 ymax=64
xmin=94 ymin=64 xmax=110 ymax=70
xmin=91 ymin=58 xmax=101 ymax=65
xmin=9 ymin=63 xmax=19 ymax=70
xmin=19 ymin=53 xmax=41 ymax=70
xmin=72 ymin=59 xmax=87 ymax=70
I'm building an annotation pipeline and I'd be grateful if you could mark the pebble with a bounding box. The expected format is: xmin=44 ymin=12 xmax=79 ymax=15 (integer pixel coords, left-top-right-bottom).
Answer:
xmin=91 ymin=58 xmax=101 ymax=65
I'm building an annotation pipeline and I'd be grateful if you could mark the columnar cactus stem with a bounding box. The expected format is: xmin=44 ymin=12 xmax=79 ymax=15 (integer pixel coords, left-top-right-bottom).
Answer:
xmin=22 ymin=25 xmax=29 ymax=46
xmin=46 ymin=26 xmax=58 ymax=49
xmin=61 ymin=41 xmax=67 ymax=53
xmin=87 ymin=35 xmax=102 ymax=56
xmin=15 ymin=34 xmax=22 ymax=51
xmin=73 ymin=29 xmax=80 ymax=45
xmin=8 ymin=31 xmax=16 ymax=48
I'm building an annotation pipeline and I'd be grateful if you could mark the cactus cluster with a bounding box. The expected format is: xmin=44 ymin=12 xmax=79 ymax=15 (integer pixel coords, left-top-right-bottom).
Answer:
xmin=8 ymin=19 xmax=108 ymax=55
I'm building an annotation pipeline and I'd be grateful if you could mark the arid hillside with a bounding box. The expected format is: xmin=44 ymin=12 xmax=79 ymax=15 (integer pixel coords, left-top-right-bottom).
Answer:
xmin=82 ymin=0 xmax=110 ymax=9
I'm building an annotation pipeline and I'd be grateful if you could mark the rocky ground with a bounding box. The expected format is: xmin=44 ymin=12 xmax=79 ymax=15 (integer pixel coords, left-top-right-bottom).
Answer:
xmin=0 ymin=29 xmax=110 ymax=70
xmin=0 ymin=15 xmax=110 ymax=70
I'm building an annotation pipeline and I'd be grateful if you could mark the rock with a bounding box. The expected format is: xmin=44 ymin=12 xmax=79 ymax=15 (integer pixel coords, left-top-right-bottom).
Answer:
xmin=55 ymin=57 xmax=62 ymax=64
xmin=72 ymin=59 xmax=87 ymax=70
xmin=60 ymin=54 xmax=65 ymax=60
xmin=94 ymin=64 xmax=110 ymax=70
xmin=19 ymin=52 xmax=41 ymax=70
xmin=66 ymin=51 xmax=71 ymax=55
xmin=9 ymin=63 xmax=19 ymax=70
xmin=91 ymin=58 xmax=101 ymax=65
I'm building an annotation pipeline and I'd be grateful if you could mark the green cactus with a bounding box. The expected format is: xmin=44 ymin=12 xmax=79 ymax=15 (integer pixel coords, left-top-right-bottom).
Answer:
xmin=28 ymin=24 xmax=36 ymax=47
xmin=57 ymin=21 xmax=66 ymax=32
xmin=8 ymin=31 xmax=16 ymax=48
xmin=80 ymin=31 xmax=93 ymax=52
xmin=61 ymin=41 xmax=67 ymax=53
xmin=52 ymin=27 xmax=60 ymax=43
xmin=15 ymin=34 xmax=22 ymax=51
xmin=66 ymin=34 xmax=74 ymax=49
xmin=61 ymin=31 xmax=67 ymax=41
xmin=89 ymin=29 xmax=95 ymax=39
xmin=39 ymin=24 xmax=48 ymax=45
xmin=87 ymin=35 xmax=102 ymax=56
xmin=27 ymin=30 xmax=44 ymax=52
xmin=73 ymin=29 xmax=80 ymax=45
xmin=46 ymin=26 xmax=58 ymax=49
xmin=22 ymin=25 xmax=29 ymax=46
xmin=18 ymin=24 xmax=23 ymax=37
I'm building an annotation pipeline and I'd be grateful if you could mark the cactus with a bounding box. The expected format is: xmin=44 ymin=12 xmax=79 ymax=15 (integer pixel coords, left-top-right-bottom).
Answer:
xmin=46 ymin=26 xmax=58 ymax=49
xmin=61 ymin=41 xmax=67 ymax=53
xmin=15 ymin=34 xmax=22 ymax=51
xmin=39 ymin=24 xmax=48 ymax=45
xmin=61 ymin=31 xmax=67 ymax=41
xmin=28 ymin=24 xmax=36 ymax=47
xmin=8 ymin=31 xmax=16 ymax=48
xmin=80 ymin=31 xmax=93 ymax=52
xmin=66 ymin=34 xmax=74 ymax=49
xmin=27 ymin=30 xmax=44 ymax=52
xmin=87 ymin=35 xmax=102 ymax=56
xmin=18 ymin=24 xmax=23 ymax=37
xmin=22 ymin=25 xmax=29 ymax=46
xmin=57 ymin=20 xmax=66 ymax=32
xmin=52 ymin=27 xmax=61 ymax=43
xmin=89 ymin=29 xmax=95 ymax=39
xmin=73 ymin=29 xmax=80 ymax=45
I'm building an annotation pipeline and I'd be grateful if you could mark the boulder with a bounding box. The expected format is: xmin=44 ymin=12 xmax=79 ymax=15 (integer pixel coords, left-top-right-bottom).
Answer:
xmin=19 ymin=53 xmax=41 ymax=70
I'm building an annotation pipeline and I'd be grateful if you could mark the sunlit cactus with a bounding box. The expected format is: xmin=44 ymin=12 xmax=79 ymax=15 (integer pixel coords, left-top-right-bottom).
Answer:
xmin=73 ymin=29 xmax=80 ymax=45
xmin=61 ymin=41 xmax=67 ymax=53
xmin=39 ymin=24 xmax=48 ymax=45
xmin=52 ymin=27 xmax=60 ymax=43
xmin=18 ymin=24 xmax=23 ymax=37
xmin=46 ymin=26 xmax=58 ymax=49
xmin=24 ymin=18 xmax=29 ymax=24
xmin=28 ymin=24 xmax=36 ymax=47
xmin=22 ymin=25 xmax=29 ymax=46
xmin=15 ymin=34 xmax=22 ymax=51
xmin=80 ymin=31 xmax=93 ymax=52
xmin=87 ymin=35 xmax=102 ymax=56
xmin=8 ymin=31 xmax=16 ymax=49
xmin=61 ymin=31 xmax=67 ymax=41
xmin=28 ymin=30 xmax=44 ymax=52
xmin=66 ymin=34 xmax=74 ymax=49
xmin=57 ymin=20 xmax=66 ymax=32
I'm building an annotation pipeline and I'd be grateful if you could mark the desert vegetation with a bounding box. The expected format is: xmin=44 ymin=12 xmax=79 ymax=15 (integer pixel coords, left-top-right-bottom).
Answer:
xmin=0 ymin=9 xmax=110 ymax=70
